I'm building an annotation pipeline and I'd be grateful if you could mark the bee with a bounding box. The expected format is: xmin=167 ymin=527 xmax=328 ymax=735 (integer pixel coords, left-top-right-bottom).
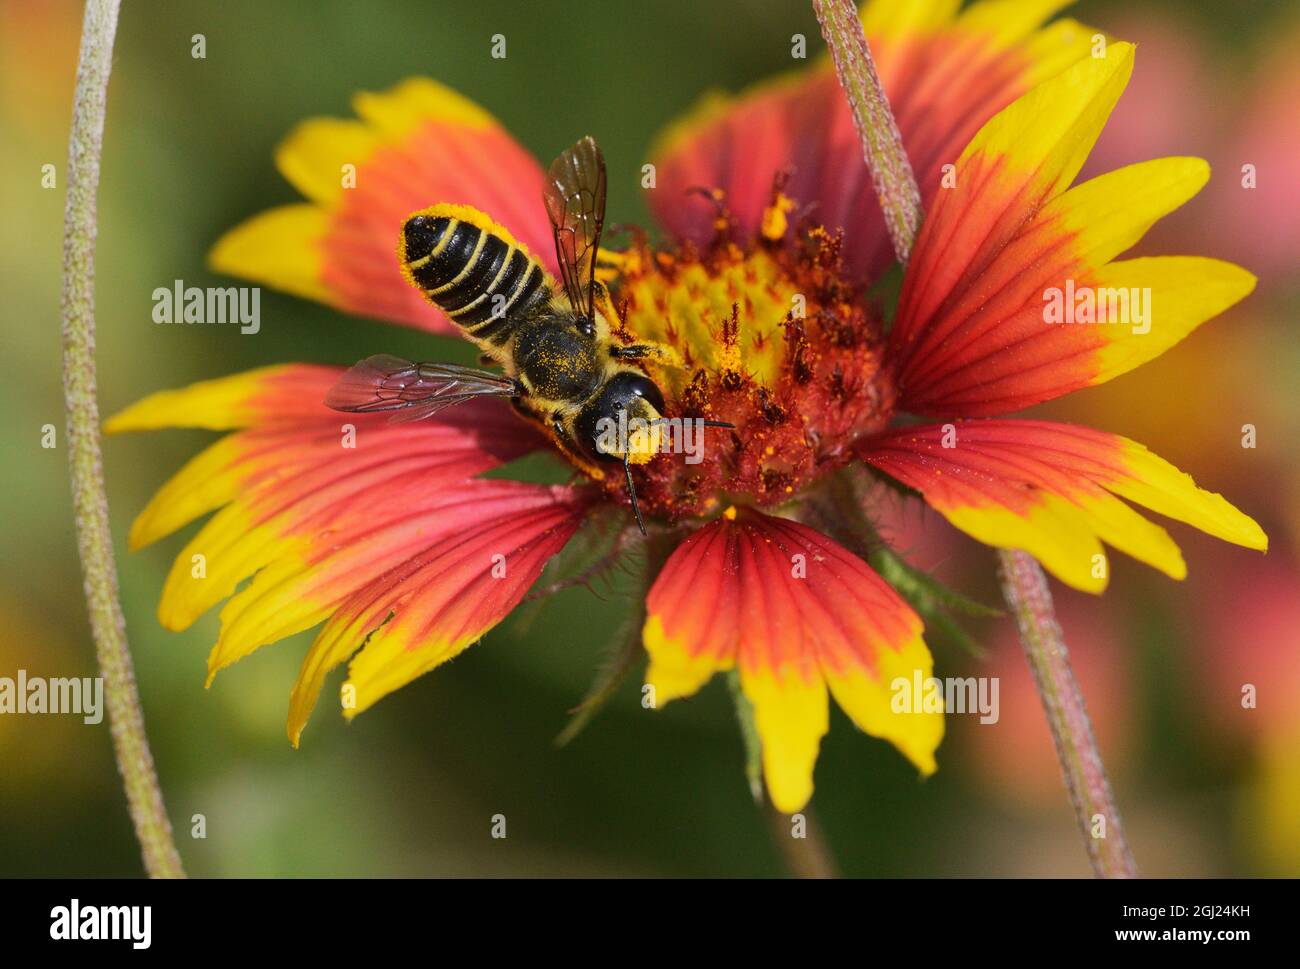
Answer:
xmin=325 ymin=136 xmax=728 ymax=533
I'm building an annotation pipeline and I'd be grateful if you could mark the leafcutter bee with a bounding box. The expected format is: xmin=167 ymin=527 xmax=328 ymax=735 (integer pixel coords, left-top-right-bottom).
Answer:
xmin=326 ymin=136 xmax=728 ymax=532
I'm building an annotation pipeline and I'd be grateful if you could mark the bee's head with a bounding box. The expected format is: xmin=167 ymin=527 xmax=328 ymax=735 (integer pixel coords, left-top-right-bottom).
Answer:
xmin=575 ymin=371 xmax=665 ymax=466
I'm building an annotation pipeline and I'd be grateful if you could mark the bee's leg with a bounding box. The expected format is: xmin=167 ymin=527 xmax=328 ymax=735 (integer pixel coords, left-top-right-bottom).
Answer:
xmin=610 ymin=344 xmax=654 ymax=358
xmin=591 ymin=279 xmax=624 ymax=325
xmin=610 ymin=341 xmax=682 ymax=368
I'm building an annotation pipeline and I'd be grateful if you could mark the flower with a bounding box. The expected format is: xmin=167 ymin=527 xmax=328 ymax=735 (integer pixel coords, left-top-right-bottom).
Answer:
xmin=107 ymin=0 xmax=1266 ymax=813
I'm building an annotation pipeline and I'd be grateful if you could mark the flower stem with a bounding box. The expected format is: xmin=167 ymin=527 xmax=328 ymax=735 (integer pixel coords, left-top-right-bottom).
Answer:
xmin=763 ymin=803 xmax=838 ymax=879
xmin=812 ymin=0 xmax=922 ymax=262
xmin=62 ymin=0 xmax=185 ymax=879
xmin=813 ymin=0 xmax=1137 ymax=877
xmin=997 ymin=551 xmax=1136 ymax=877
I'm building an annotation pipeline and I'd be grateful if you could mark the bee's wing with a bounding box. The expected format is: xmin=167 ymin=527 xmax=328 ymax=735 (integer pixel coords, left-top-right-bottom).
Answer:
xmin=325 ymin=354 xmax=520 ymax=423
xmin=543 ymin=135 xmax=606 ymax=320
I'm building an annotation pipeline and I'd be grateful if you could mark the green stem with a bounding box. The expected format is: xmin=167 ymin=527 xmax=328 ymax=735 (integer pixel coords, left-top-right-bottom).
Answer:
xmin=813 ymin=0 xmax=1136 ymax=877
xmin=62 ymin=0 xmax=185 ymax=879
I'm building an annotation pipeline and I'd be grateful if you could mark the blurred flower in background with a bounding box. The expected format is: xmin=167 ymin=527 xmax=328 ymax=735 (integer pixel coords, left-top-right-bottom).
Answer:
xmin=1038 ymin=6 xmax=1300 ymax=876
xmin=1196 ymin=560 xmax=1300 ymax=874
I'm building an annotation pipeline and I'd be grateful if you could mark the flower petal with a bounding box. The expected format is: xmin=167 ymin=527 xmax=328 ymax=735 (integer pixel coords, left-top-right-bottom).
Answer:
xmin=887 ymin=43 xmax=1256 ymax=416
xmin=286 ymin=483 xmax=590 ymax=744
xmin=1086 ymin=256 xmax=1257 ymax=387
xmin=648 ymin=0 xmax=1097 ymax=282
xmin=861 ymin=420 xmax=1267 ymax=592
xmin=107 ymin=367 xmax=542 ymax=623
xmin=104 ymin=363 xmax=337 ymax=432
xmin=209 ymin=479 xmax=550 ymax=678
xmin=643 ymin=508 xmax=942 ymax=812
xmin=204 ymin=206 xmax=334 ymax=307
xmin=109 ymin=364 xmax=578 ymax=740
xmin=210 ymin=78 xmax=555 ymax=334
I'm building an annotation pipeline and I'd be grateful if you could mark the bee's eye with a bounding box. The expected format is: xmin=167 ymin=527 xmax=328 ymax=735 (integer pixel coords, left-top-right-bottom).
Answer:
xmin=573 ymin=372 xmax=666 ymax=462
xmin=620 ymin=373 xmax=665 ymax=414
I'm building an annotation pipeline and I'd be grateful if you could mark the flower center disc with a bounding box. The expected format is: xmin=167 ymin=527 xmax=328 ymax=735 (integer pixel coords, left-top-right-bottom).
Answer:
xmin=607 ymin=230 xmax=896 ymax=521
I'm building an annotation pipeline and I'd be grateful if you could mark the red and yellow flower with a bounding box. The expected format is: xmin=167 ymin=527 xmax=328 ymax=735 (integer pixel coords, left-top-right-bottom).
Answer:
xmin=107 ymin=0 xmax=1265 ymax=812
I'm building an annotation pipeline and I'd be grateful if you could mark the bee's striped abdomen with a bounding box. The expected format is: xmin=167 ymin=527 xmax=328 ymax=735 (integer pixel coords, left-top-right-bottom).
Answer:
xmin=400 ymin=204 xmax=551 ymax=345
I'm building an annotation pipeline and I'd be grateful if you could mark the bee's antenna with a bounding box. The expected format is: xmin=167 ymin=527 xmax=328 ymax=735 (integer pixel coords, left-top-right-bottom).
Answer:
xmin=623 ymin=451 xmax=647 ymax=536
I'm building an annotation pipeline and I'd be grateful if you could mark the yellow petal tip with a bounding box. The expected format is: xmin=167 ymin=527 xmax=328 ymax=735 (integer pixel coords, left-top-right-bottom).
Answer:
xmin=207 ymin=205 xmax=333 ymax=307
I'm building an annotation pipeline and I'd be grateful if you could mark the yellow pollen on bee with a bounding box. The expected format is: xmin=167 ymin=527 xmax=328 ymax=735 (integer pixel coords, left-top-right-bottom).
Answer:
xmin=591 ymin=285 xmax=623 ymax=330
xmin=625 ymin=419 xmax=663 ymax=465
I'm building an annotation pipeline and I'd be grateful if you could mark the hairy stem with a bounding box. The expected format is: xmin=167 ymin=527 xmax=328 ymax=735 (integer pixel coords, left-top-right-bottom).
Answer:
xmin=62 ymin=0 xmax=185 ymax=879
xmin=997 ymin=551 xmax=1136 ymax=877
xmin=813 ymin=0 xmax=1136 ymax=877
xmin=812 ymin=0 xmax=922 ymax=261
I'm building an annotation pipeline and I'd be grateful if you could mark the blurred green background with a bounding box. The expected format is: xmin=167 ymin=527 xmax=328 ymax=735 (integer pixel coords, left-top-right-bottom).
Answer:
xmin=2 ymin=0 xmax=1296 ymax=876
